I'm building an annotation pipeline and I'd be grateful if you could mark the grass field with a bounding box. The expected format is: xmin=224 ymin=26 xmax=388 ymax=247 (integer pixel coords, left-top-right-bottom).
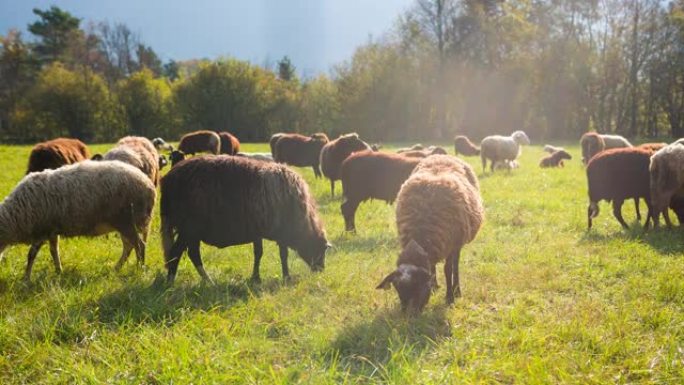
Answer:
xmin=1 ymin=142 xmax=683 ymax=383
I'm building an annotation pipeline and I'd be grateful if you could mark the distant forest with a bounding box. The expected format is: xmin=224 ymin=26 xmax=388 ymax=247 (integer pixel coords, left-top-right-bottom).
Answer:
xmin=2 ymin=1 xmax=684 ymax=143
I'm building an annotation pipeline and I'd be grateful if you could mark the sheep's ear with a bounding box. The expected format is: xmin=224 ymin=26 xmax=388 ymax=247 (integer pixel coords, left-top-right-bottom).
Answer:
xmin=376 ymin=270 xmax=400 ymax=290
xmin=91 ymin=154 xmax=103 ymax=161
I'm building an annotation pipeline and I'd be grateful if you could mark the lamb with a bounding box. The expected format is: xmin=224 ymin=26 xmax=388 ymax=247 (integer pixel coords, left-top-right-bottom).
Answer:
xmin=26 ymin=138 xmax=90 ymax=174
xmin=320 ymin=133 xmax=372 ymax=196
xmin=160 ymin=156 xmax=330 ymax=284
xmin=218 ymin=132 xmax=240 ymax=155
xmin=649 ymin=144 xmax=684 ymax=228
xmin=539 ymin=150 xmax=572 ymax=168
xmin=0 ymin=161 xmax=156 ymax=280
xmin=273 ymin=133 xmax=329 ymax=177
xmin=377 ymin=155 xmax=483 ymax=312
xmin=94 ymin=136 xmax=162 ymax=186
xmin=340 ymin=151 xmax=421 ymax=232
xmin=152 ymin=137 xmax=174 ymax=152
xmin=397 ymin=144 xmax=424 ymax=154
xmin=580 ymin=132 xmax=632 ymax=164
xmin=586 ymin=147 xmax=654 ymax=230
xmin=543 ymin=144 xmax=565 ymax=154
xmin=400 ymin=146 xmax=449 ymax=158
xmin=479 ymin=130 xmax=530 ymax=173
xmin=177 ymin=130 xmax=220 ymax=156
xmin=454 ymin=135 xmax=480 ymax=156
xmin=236 ymin=152 xmax=274 ymax=162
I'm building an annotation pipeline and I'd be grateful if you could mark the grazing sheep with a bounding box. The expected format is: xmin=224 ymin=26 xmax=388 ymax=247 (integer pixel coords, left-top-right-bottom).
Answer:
xmin=480 ymin=130 xmax=530 ymax=173
xmin=454 ymin=135 xmax=480 ymax=156
xmin=320 ymin=133 xmax=372 ymax=197
xmin=236 ymin=152 xmax=274 ymax=162
xmin=400 ymin=146 xmax=449 ymax=158
xmin=160 ymin=156 xmax=330 ymax=284
xmin=340 ymin=151 xmax=421 ymax=232
xmin=178 ymin=130 xmax=220 ymax=156
xmin=377 ymin=155 xmax=483 ymax=312
xmin=273 ymin=133 xmax=329 ymax=177
xmin=152 ymin=137 xmax=174 ymax=152
xmin=396 ymin=144 xmax=424 ymax=154
xmin=580 ymin=132 xmax=632 ymax=164
xmin=26 ymin=138 xmax=90 ymax=174
xmin=218 ymin=132 xmax=241 ymax=155
xmin=539 ymin=150 xmax=572 ymax=168
xmin=586 ymin=147 xmax=653 ymax=230
xmin=0 ymin=161 xmax=156 ymax=280
xmin=95 ymin=136 xmax=162 ymax=186
xmin=649 ymin=144 xmax=684 ymax=228
xmin=169 ymin=150 xmax=186 ymax=167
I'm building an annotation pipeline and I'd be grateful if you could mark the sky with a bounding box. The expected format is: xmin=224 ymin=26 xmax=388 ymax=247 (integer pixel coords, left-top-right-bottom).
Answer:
xmin=0 ymin=0 xmax=415 ymax=76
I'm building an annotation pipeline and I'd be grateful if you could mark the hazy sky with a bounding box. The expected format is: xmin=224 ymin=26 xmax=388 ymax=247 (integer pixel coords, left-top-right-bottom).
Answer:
xmin=0 ymin=0 xmax=414 ymax=76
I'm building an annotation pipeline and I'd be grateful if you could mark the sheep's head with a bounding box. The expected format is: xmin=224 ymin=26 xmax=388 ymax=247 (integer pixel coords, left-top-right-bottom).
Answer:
xmin=153 ymin=137 xmax=174 ymax=152
xmin=297 ymin=234 xmax=330 ymax=272
xmin=512 ymin=131 xmax=530 ymax=145
xmin=587 ymin=201 xmax=600 ymax=229
xmin=376 ymin=240 xmax=434 ymax=313
xmin=169 ymin=150 xmax=186 ymax=167
xmin=557 ymin=150 xmax=572 ymax=160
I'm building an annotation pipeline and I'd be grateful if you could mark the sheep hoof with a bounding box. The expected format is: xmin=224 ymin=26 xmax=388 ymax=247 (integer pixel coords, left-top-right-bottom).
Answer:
xmin=249 ymin=275 xmax=261 ymax=284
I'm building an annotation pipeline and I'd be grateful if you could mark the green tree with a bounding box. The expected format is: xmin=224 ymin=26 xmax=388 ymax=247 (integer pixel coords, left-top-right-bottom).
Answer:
xmin=28 ymin=6 xmax=81 ymax=63
xmin=116 ymin=68 xmax=172 ymax=137
xmin=277 ymin=56 xmax=296 ymax=81
xmin=0 ymin=30 xmax=38 ymax=137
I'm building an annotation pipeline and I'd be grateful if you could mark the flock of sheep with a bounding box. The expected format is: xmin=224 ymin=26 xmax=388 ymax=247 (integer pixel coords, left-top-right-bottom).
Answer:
xmin=1 ymin=127 xmax=682 ymax=313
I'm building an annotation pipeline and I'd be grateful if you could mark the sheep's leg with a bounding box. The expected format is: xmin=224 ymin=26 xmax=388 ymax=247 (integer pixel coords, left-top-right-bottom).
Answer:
xmin=431 ymin=264 xmax=438 ymax=290
xmin=251 ymin=239 xmax=263 ymax=282
xmin=312 ymin=165 xmax=321 ymax=178
xmin=481 ymin=155 xmax=486 ymax=173
xmin=444 ymin=255 xmax=454 ymax=305
xmin=634 ymin=198 xmax=641 ymax=221
xmin=612 ymin=200 xmax=629 ymax=229
xmin=24 ymin=241 xmax=45 ymax=281
xmin=664 ymin=209 xmax=674 ymax=228
xmin=452 ymin=249 xmax=461 ymax=299
xmin=644 ymin=202 xmax=655 ymax=230
xmin=49 ymin=236 xmax=62 ymax=274
xmin=187 ymin=240 xmax=212 ymax=284
xmin=278 ymin=243 xmax=290 ymax=279
xmin=330 ymin=180 xmax=335 ymax=197
xmin=114 ymin=236 xmax=134 ymax=271
xmin=587 ymin=205 xmax=593 ymax=229
xmin=341 ymin=199 xmax=360 ymax=232
xmin=165 ymin=236 xmax=187 ymax=284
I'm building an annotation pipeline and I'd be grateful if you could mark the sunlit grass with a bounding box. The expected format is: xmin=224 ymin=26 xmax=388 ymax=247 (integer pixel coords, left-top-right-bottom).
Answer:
xmin=0 ymin=142 xmax=683 ymax=383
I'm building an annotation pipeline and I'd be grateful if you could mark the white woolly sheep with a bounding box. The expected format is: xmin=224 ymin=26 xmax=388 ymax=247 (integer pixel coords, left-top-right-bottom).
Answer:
xmin=543 ymin=144 xmax=565 ymax=154
xmin=480 ymin=130 xmax=530 ymax=173
xmin=0 ymin=160 xmax=156 ymax=280
xmin=236 ymin=152 xmax=274 ymax=162
xmin=377 ymin=155 xmax=484 ymax=312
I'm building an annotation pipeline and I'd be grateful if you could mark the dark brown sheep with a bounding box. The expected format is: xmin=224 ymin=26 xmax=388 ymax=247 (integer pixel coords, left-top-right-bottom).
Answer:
xmin=454 ymin=135 xmax=480 ymax=156
xmin=26 ymin=138 xmax=90 ymax=174
xmin=400 ymin=146 xmax=448 ymax=158
xmin=320 ymin=133 xmax=372 ymax=196
xmin=178 ymin=130 xmax=220 ymax=156
xmin=218 ymin=132 xmax=241 ymax=155
xmin=340 ymin=151 xmax=420 ymax=232
xmin=539 ymin=150 xmax=572 ymax=168
xmin=269 ymin=133 xmax=285 ymax=158
xmin=586 ymin=147 xmax=654 ymax=230
xmin=273 ymin=133 xmax=329 ymax=178
xmin=160 ymin=155 xmax=330 ymax=284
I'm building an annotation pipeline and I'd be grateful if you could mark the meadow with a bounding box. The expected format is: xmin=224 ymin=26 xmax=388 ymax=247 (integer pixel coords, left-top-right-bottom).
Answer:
xmin=0 ymin=142 xmax=683 ymax=384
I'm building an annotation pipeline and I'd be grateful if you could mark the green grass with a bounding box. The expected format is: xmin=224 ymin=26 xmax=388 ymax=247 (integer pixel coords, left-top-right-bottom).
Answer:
xmin=1 ymin=142 xmax=684 ymax=383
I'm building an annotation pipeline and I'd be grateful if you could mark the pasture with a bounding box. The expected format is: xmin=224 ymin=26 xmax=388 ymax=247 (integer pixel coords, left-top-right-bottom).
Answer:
xmin=0 ymin=142 xmax=683 ymax=383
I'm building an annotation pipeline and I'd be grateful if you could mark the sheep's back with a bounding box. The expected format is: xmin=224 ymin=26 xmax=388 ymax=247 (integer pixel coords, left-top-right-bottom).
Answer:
xmin=480 ymin=136 xmax=518 ymax=162
xmin=341 ymin=151 xmax=419 ymax=202
xmin=3 ymin=161 xmax=155 ymax=242
xmin=178 ymin=131 xmax=220 ymax=154
xmin=586 ymin=148 xmax=651 ymax=202
xmin=602 ymin=135 xmax=632 ymax=149
xmin=396 ymin=157 xmax=483 ymax=265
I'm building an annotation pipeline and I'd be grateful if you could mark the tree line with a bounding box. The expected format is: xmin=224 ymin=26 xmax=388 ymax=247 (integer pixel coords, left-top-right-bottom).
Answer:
xmin=2 ymin=1 xmax=684 ymax=143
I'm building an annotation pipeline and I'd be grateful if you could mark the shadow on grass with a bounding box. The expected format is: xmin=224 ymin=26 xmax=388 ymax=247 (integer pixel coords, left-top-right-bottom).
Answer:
xmin=580 ymin=221 xmax=684 ymax=255
xmin=323 ymin=305 xmax=450 ymax=379
xmin=88 ymin=273 xmax=294 ymax=326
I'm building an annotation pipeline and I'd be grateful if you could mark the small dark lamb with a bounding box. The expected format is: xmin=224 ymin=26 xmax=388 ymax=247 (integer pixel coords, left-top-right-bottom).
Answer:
xmin=539 ymin=150 xmax=572 ymax=168
xmin=454 ymin=135 xmax=480 ymax=156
